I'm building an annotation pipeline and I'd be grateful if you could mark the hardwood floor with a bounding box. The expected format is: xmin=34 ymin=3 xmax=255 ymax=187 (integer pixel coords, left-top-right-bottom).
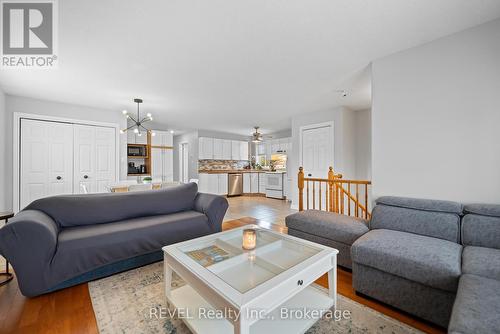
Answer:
xmin=0 ymin=197 xmax=445 ymax=334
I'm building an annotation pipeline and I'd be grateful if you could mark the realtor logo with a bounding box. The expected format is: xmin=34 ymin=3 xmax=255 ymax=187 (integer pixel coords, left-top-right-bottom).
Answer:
xmin=1 ymin=0 xmax=58 ymax=68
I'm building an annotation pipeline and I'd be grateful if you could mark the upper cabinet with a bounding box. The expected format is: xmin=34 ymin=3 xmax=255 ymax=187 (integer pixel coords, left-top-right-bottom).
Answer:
xmin=222 ymin=140 xmax=232 ymax=160
xmin=151 ymin=131 xmax=173 ymax=147
xmin=257 ymin=137 xmax=292 ymax=157
xmin=200 ymin=137 xmax=249 ymax=161
xmin=199 ymin=137 xmax=214 ymax=159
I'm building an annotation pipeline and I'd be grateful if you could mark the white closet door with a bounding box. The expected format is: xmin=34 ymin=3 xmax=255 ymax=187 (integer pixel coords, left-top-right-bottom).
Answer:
xmin=20 ymin=119 xmax=73 ymax=209
xmin=74 ymin=125 xmax=116 ymax=193
xmin=74 ymin=125 xmax=96 ymax=193
xmin=94 ymin=127 xmax=116 ymax=192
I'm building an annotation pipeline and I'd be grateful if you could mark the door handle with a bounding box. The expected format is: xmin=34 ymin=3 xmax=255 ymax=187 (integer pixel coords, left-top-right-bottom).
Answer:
xmin=56 ymin=176 xmax=62 ymax=180
xmin=308 ymin=174 xmax=312 ymax=177
xmin=84 ymin=175 xmax=89 ymax=179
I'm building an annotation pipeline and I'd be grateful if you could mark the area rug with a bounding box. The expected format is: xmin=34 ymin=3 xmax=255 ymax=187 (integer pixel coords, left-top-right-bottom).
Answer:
xmin=89 ymin=262 xmax=422 ymax=334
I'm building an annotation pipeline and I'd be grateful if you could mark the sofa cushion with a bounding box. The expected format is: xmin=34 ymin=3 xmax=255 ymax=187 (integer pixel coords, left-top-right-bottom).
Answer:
xmin=462 ymin=246 xmax=500 ymax=281
xmin=448 ymin=274 xmax=500 ymax=334
xmin=462 ymin=214 xmax=500 ymax=249
xmin=370 ymin=204 xmax=461 ymax=242
xmin=24 ymin=182 xmax=199 ymax=227
xmin=52 ymin=210 xmax=211 ymax=284
xmin=376 ymin=196 xmax=463 ymax=214
xmin=351 ymin=229 xmax=462 ymax=292
xmin=285 ymin=210 xmax=368 ymax=245
xmin=464 ymin=203 xmax=500 ymax=217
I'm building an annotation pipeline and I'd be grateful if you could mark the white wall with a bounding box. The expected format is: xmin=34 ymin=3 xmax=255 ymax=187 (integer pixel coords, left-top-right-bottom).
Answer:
xmin=289 ymin=106 xmax=359 ymax=208
xmin=3 ymin=95 xmax=128 ymax=211
xmin=0 ymin=88 xmax=7 ymax=211
xmin=372 ymin=18 xmax=500 ymax=204
xmin=354 ymin=109 xmax=372 ymax=180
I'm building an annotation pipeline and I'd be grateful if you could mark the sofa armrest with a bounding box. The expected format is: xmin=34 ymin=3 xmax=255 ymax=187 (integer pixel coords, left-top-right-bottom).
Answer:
xmin=193 ymin=193 xmax=229 ymax=232
xmin=0 ymin=210 xmax=59 ymax=297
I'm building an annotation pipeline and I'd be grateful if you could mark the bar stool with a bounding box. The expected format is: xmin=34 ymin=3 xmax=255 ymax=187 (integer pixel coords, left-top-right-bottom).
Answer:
xmin=0 ymin=212 xmax=14 ymax=285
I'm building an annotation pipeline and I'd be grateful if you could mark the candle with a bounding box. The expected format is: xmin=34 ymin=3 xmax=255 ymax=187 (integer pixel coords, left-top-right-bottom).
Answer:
xmin=242 ymin=229 xmax=257 ymax=250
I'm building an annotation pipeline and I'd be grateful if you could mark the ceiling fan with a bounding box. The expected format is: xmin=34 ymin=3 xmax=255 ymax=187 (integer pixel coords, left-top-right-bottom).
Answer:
xmin=251 ymin=126 xmax=264 ymax=143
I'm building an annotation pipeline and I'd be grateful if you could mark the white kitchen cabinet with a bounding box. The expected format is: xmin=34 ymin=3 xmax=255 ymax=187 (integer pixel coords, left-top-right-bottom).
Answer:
xmin=250 ymin=173 xmax=259 ymax=193
xmin=199 ymin=137 xmax=214 ymax=160
xmin=207 ymin=174 xmax=219 ymax=194
xmin=222 ymin=140 xmax=232 ymax=160
xmin=151 ymin=148 xmax=173 ymax=182
xmin=198 ymin=173 xmax=209 ymax=193
xmin=127 ymin=131 xmax=147 ymax=145
xmin=213 ymin=138 xmax=223 ymax=160
xmin=218 ymin=174 xmax=228 ymax=195
xmin=243 ymin=173 xmax=251 ymax=193
xmin=240 ymin=141 xmax=249 ymax=160
xmin=231 ymin=140 xmax=240 ymax=160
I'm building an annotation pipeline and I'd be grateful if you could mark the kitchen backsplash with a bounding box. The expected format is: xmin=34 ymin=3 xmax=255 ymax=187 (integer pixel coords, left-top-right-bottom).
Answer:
xmin=199 ymin=160 xmax=250 ymax=171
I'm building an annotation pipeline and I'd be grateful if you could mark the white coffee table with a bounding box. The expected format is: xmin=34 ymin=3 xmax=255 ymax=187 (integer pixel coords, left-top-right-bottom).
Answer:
xmin=163 ymin=225 xmax=338 ymax=334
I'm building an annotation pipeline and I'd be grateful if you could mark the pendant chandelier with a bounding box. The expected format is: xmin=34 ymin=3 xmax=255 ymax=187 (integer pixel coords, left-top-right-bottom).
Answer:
xmin=120 ymin=98 xmax=155 ymax=137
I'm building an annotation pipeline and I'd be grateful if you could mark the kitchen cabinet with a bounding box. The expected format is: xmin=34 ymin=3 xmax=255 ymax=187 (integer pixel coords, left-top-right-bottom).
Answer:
xmin=199 ymin=137 xmax=214 ymax=160
xmin=240 ymin=141 xmax=249 ymax=160
xmin=127 ymin=131 xmax=147 ymax=145
xmin=222 ymin=140 xmax=232 ymax=160
xmin=271 ymin=140 xmax=280 ymax=154
xmin=218 ymin=174 xmax=228 ymax=195
xmin=250 ymin=173 xmax=259 ymax=193
xmin=198 ymin=173 xmax=227 ymax=195
xmin=231 ymin=141 xmax=240 ymax=160
xmin=151 ymin=131 xmax=173 ymax=147
xmin=243 ymin=173 xmax=251 ymax=193
xmin=213 ymin=138 xmax=223 ymax=160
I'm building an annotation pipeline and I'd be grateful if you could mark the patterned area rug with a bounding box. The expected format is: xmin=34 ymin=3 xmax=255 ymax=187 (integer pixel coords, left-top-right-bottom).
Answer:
xmin=89 ymin=262 xmax=422 ymax=334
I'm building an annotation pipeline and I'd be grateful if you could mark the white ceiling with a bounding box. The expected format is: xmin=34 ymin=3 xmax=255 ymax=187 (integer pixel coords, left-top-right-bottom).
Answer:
xmin=1 ymin=0 xmax=500 ymax=135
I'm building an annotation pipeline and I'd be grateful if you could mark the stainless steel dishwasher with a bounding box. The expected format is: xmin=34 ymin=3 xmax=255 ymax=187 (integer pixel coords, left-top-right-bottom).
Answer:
xmin=227 ymin=173 xmax=243 ymax=197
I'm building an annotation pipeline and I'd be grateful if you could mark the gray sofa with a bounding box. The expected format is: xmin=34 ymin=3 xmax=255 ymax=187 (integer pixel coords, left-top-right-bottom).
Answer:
xmin=0 ymin=183 xmax=228 ymax=297
xmin=286 ymin=196 xmax=500 ymax=332
xmin=351 ymin=196 xmax=463 ymax=327
xmin=448 ymin=204 xmax=500 ymax=334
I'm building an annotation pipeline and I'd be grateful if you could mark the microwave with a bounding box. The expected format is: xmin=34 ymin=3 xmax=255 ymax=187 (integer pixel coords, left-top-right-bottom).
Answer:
xmin=128 ymin=145 xmax=147 ymax=157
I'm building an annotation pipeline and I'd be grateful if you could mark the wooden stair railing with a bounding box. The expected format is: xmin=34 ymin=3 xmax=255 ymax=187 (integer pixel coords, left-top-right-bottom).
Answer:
xmin=298 ymin=166 xmax=372 ymax=219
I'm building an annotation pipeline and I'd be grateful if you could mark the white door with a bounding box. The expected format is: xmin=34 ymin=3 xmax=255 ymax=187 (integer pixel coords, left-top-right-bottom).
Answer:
xmin=74 ymin=125 xmax=116 ymax=193
xmin=180 ymin=143 xmax=189 ymax=183
xmin=20 ymin=119 xmax=74 ymax=209
xmin=300 ymin=123 xmax=334 ymax=179
xmin=300 ymin=122 xmax=334 ymax=209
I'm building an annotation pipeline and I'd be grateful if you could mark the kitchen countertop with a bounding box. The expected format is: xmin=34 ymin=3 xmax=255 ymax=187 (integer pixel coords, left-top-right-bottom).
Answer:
xmin=198 ymin=170 xmax=286 ymax=174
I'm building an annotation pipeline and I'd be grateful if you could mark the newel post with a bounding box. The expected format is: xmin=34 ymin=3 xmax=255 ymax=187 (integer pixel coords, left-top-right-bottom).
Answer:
xmin=298 ymin=167 xmax=304 ymax=211
xmin=328 ymin=166 xmax=334 ymax=212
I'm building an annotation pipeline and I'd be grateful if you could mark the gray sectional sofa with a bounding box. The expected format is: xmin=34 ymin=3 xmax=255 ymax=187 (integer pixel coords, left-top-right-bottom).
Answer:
xmin=0 ymin=183 xmax=228 ymax=297
xmin=286 ymin=196 xmax=500 ymax=332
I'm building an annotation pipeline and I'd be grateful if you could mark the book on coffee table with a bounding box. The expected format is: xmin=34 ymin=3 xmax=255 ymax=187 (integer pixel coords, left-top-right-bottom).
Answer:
xmin=186 ymin=245 xmax=230 ymax=267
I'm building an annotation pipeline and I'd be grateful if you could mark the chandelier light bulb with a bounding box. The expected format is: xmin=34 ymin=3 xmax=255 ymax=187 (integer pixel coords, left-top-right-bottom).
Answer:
xmin=137 ymin=132 xmax=142 ymax=137
xmin=146 ymin=113 xmax=152 ymax=118
xmin=119 ymin=129 xmax=125 ymax=134
xmin=122 ymin=110 xmax=128 ymax=115
xmin=133 ymin=128 xmax=139 ymax=134
xmin=151 ymin=132 xmax=156 ymax=137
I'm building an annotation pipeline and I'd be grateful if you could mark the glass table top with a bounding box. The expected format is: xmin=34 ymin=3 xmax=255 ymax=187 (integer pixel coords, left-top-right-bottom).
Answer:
xmin=175 ymin=228 xmax=322 ymax=294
